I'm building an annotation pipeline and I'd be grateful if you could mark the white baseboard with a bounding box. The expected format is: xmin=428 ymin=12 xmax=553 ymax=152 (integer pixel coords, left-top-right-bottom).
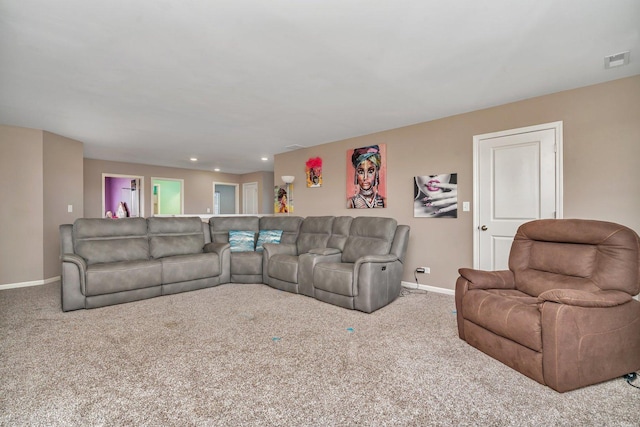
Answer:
xmin=0 ymin=276 xmax=60 ymax=291
xmin=401 ymin=281 xmax=455 ymax=296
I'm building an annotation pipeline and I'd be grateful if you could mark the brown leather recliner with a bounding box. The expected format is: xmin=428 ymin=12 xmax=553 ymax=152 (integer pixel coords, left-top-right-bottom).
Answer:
xmin=455 ymin=219 xmax=640 ymax=392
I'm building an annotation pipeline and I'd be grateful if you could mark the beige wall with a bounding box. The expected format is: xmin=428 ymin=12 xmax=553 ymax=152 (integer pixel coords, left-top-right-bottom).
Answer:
xmin=274 ymin=75 xmax=640 ymax=290
xmin=0 ymin=126 xmax=83 ymax=286
xmin=84 ymin=159 xmax=274 ymax=218
xmin=0 ymin=126 xmax=44 ymax=284
xmin=43 ymin=132 xmax=84 ymax=278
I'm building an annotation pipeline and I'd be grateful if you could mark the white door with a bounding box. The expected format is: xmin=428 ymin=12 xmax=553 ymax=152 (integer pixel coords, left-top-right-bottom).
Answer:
xmin=243 ymin=182 xmax=258 ymax=214
xmin=474 ymin=122 xmax=563 ymax=271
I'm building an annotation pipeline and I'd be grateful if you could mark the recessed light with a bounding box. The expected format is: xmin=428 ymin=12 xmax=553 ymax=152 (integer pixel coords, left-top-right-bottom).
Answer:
xmin=261 ymin=157 xmax=269 ymax=161
xmin=190 ymin=157 xmax=198 ymax=162
xmin=213 ymin=168 xmax=220 ymax=172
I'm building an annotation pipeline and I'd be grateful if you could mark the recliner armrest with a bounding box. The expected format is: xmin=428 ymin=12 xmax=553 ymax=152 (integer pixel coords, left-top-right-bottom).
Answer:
xmin=355 ymin=254 xmax=399 ymax=265
xmin=61 ymin=253 xmax=87 ymax=271
xmin=263 ymin=243 xmax=297 ymax=256
xmin=458 ymin=268 xmax=515 ymax=290
xmin=203 ymin=242 xmax=230 ymax=255
xmin=538 ymin=289 xmax=632 ymax=307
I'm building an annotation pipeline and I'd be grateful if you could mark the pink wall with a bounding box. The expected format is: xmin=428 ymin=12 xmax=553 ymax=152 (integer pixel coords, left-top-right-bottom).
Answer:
xmin=105 ymin=177 xmax=132 ymax=216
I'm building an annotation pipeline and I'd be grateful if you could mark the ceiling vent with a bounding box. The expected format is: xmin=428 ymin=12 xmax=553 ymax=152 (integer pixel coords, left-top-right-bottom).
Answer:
xmin=604 ymin=51 xmax=630 ymax=69
xmin=284 ymin=144 xmax=307 ymax=150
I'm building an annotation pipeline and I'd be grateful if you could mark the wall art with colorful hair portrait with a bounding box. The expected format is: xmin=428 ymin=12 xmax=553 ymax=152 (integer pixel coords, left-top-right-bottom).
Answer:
xmin=306 ymin=157 xmax=322 ymax=187
xmin=274 ymin=185 xmax=292 ymax=213
xmin=346 ymin=144 xmax=387 ymax=209
xmin=414 ymin=174 xmax=458 ymax=218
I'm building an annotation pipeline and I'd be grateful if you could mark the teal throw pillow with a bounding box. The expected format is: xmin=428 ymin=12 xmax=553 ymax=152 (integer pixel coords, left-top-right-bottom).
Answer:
xmin=255 ymin=230 xmax=283 ymax=252
xmin=228 ymin=230 xmax=256 ymax=252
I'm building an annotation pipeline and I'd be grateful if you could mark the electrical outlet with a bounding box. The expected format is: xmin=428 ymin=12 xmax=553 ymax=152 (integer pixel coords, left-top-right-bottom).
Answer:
xmin=416 ymin=267 xmax=430 ymax=274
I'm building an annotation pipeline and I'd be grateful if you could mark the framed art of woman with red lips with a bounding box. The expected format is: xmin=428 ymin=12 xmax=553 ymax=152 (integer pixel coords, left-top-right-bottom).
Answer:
xmin=414 ymin=174 xmax=458 ymax=217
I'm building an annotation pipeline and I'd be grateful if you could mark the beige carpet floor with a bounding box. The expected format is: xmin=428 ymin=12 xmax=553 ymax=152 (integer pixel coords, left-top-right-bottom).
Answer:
xmin=1 ymin=282 xmax=638 ymax=426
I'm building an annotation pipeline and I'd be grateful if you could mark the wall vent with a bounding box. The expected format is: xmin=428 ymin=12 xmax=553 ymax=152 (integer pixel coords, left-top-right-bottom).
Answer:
xmin=604 ymin=51 xmax=630 ymax=69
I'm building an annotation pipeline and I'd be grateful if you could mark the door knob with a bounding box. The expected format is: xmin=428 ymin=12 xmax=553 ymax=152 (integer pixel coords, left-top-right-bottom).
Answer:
xmin=480 ymin=225 xmax=488 ymax=231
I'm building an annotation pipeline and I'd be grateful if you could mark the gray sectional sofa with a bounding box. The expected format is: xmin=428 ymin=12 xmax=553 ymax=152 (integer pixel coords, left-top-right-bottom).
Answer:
xmin=60 ymin=215 xmax=409 ymax=313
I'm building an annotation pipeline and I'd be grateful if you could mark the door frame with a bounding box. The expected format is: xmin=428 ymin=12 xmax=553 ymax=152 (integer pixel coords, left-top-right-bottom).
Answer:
xmin=472 ymin=121 xmax=564 ymax=269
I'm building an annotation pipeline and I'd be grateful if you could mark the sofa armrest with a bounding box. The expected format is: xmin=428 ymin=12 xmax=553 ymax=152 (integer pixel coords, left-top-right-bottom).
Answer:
xmin=538 ymin=289 xmax=632 ymax=307
xmin=61 ymin=253 xmax=87 ymax=272
xmin=541 ymin=298 xmax=640 ymax=392
xmin=458 ymin=268 xmax=515 ymax=290
xmin=354 ymin=254 xmax=399 ymax=268
xmin=203 ymin=242 xmax=230 ymax=255
xmin=60 ymin=253 xmax=87 ymax=311
xmin=203 ymin=242 xmax=231 ymax=283
xmin=263 ymin=243 xmax=297 ymax=257
xmin=351 ymin=255 xmax=404 ymax=313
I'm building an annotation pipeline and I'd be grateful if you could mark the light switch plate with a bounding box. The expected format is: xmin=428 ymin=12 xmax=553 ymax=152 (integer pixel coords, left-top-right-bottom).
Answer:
xmin=463 ymin=201 xmax=470 ymax=211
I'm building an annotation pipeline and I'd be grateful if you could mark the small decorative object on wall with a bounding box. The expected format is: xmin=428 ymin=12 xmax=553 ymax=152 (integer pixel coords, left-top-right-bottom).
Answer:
xmin=306 ymin=157 xmax=322 ymax=187
xmin=414 ymin=174 xmax=458 ymax=218
xmin=346 ymin=144 xmax=386 ymax=208
xmin=274 ymin=185 xmax=289 ymax=213
xmin=275 ymin=176 xmax=294 ymax=214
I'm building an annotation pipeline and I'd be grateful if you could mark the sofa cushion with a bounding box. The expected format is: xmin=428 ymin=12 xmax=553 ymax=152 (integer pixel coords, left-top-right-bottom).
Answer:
xmin=259 ymin=216 xmax=303 ymax=245
xmin=462 ymin=288 xmax=542 ymax=352
xmin=229 ymin=230 xmax=256 ymax=252
xmin=256 ymin=230 xmax=283 ymax=252
xmin=150 ymin=235 xmax=205 ymax=259
xmin=313 ymin=262 xmax=355 ymax=296
xmin=210 ymin=216 xmax=259 ymax=243
xmin=342 ymin=217 xmax=397 ymax=263
xmin=73 ymin=218 xmax=150 ymax=265
xmin=85 ymin=260 xmax=162 ymax=296
xmin=296 ymin=216 xmax=334 ymax=254
xmin=327 ymin=216 xmax=353 ymax=251
xmin=510 ymin=219 xmax=640 ymax=296
xmin=147 ymin=217 xmax=205 ymax=258
xmin=161 ymin=253 xmax=221 ymax=284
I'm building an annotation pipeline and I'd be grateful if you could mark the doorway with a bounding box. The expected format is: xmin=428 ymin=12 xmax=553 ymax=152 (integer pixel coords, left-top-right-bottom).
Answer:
xmin=151 ymin=177 xmax=184 ymax=215
xmin=473 ymin=121 xmax=563 ymax=270
xmin=102 ymin=174 xmax=144 ymax=218
xmin=213 ymin=182 xmax=239 ymax=214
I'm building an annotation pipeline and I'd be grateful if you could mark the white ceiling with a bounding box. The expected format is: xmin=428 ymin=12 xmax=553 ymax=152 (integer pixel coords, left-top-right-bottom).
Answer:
xmin=1 ymin=1 xmax=638 ymax=174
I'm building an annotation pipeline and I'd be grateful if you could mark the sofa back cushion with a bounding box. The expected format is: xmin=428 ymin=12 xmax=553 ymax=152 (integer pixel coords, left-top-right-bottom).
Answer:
xmin=73 ymin=218 xmax=149 ymax=265
xmin=209 ymin=216 xmax=259 ymax=244
xmin=147 ymin=217 xmax=205 ymax=259
xmin=510 ymin=219 xmax=640 ymax=296
xmin=327 ymin=216 xmax=353 ymax=251
xmin=342 ymin=217 xmax=397 ymax=263
xmin=259 ymin=216 xmax=303 ymax=245
xmin=296 ymin=216 xmax=334 ymax=254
